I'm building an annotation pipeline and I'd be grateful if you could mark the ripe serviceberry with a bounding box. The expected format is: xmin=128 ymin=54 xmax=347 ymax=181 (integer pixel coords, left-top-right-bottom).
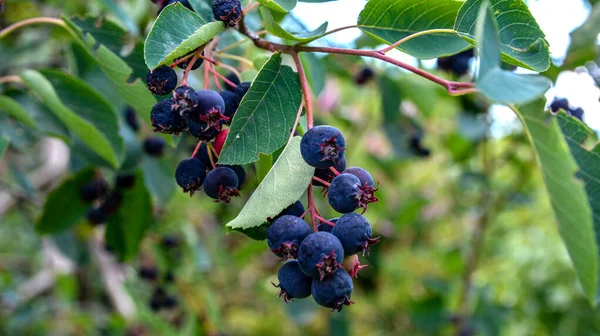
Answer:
xmin=550 ymin=98 xmax=569 ymax=112
xmin=219 ymin=90 xmax=239 ymax=122
xmin=151 ymin=99 xmax=188 ymax=135
xmin=203 ymin=166 xmax=239 ymax=202
xmin=143 ymin=137 xmax=166 ymax=157
xmin=311 ymin=268 xmax=354 ymax=312
xmin=328 ymin=173 xmax=378 ymax=213
xmin=225 ymin=73 xmax=241 ymax=91
xmin=234 ymin=81 xmax=251 ymax=101
xmin=570 ymin=107 xmax=584 ymax=121
xmin=213 ymin=0 xmax=241 ymax=27
xmin=437 ymin=49 xmax=474 ymax=76
xmin=123 ymin=106 xmax=139 ymax=131
xmin=331 ymin=213 xmax=380 ymax=256
xmin=87 ymin=207 xmax=106 ymax=225
xmin=267 ymin=215 xmax=311 ymax=261
xmin=188 ymin=120 xmax=220 ymax=140
xmin=218 ymin=164 xmax=246 ymax=189
xmin=313 ymin=157 xmax=346 ymax=187
xmin=175 ymin=158 xmax=206 ymax=195
xmin=273 ymin=260 xmax=313 ymax=302
xmin=115 ymin=174 xmax=136 ymax=189
xmin=342 ymin=167 xmax=374 ymax=188
xmin=172 ymin=85 xmax=199 ymax=118
xmin=100 ymin=192 xmax=123 ymax=215
xmin=317 ymin=218 xmax=337 ymax=233
xmin=138 ymin=266 xmax=159 ymax=281
xmin=146 ymin=65 xmax=177 ymax=95
xmin=175 ymin=51 xmax=204 ymax=70
xmin=298 ymin=232 xmax=344 ymax=280
xmin=192 ymin=89 xmax=228 ymax=130
xmin=80 ymin=179 xmax=109 ymax=202
xmin=277 ymin=201 xmax=305 ymax=218
xmin=355 ymin=67 xmax=374 ymax=85
xmin=300 ymin=125 xmax=346 ymax=169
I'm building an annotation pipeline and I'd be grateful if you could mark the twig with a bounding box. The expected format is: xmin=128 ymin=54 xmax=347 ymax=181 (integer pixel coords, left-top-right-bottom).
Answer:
xmin=291 ymin=52 xmax=313 ymax=129
xmin=0 ymin=75 xmax=23 ymax=85
xmin=287 ymin=103 xmax=304 ymax=146
xmin=181 ymin=47 xmax=206 ymax=86
xmin=312 ymin=176 xmax=331 ymax=187
xmin=0 ymin=17 xmax=65 ymax=39
xmin=191 ymin=140 xmax=204 ymax=158
xmin=209 ymin=67 xmax=238 ymax=88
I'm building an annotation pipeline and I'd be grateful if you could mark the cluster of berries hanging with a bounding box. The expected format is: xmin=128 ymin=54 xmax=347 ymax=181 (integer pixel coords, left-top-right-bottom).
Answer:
xmin=268 ymin=126 xmax=381 ymax=311
xmin=138 ymin=236 xmax=181 ymax=312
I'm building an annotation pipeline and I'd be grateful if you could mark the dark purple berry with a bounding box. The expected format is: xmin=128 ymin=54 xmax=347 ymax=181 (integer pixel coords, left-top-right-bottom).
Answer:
xmin=328 ymin=173 xmax=378 ymax=213
xmin=311 ymin=268 xmax=354 ymax=312
xmin=213 ymin=0 xmax=242 ymax=27
xmin=162 ymin=296 xmax=178 ymax=309
xmin=313 ymin=157 xmax=346 ymax=187
xmin=172 ymin=85 xmax=199 ymax=118
xmin=203 ymin=166 xmax=239 ymax=202
xmin=317 ymin=218 xmax=337 ymax=233
xmin=138 ymin=266 xmax=159 ymax=281
xmin=188 ymin=120 xmax=220 ymax=141
xmin=175 ymin=51 xmax=204 ymax=70
xmin=87 ymin=207 xmax=106 ymax=225
xmin=143 ymin=137 xmax=166 ymax=157
xmin=175 ymin=158 xmax=206 ymax=195
xmin=278 ymin=201 xmax=304 ymax=218
xmin=225 ymin=73 xmax=241 ymax=91
xmin=161 ymin=235 xmax=179 ymax=248
xmin=151 ymin=99 xmax=188 ymax=135
xmin=297 ymin=232 xmax=344 ymax=280
xmin=100 ymin=192 xmax=123 ymax=215
xmin=355 ymin=67 xmax=374 ymax=85
xmin=115 ymin=175 xmax=136 ymax=189
xmin=550 ymin=98 xmax=569 ymax=112
xmin=123 ymin=106 xmax=139 ymax=132
xmin=273 ymin=260 xmax=313 ymax=302
xmin=80 ymin=179 xmax=109 ymax=202
xmin=331 ymin=213 xmax=380 ymax=256
xmin=570 ymin=107 xmax=584 ymax=121
xmin=149 ymin=287 xmax=167 ymax=311
xmin=146 ymin=65 xmax=178 ymax=95
xmin=191 ymin=90 xmax=228 ymax=131
xmin=300 ymin=125 xmax=346 ymax=169
xmin=267 ymin=215 xmax=311 ymax=261
xmin=234 ymin=81 xmax=251 ymax=101
xmin=342 ymin=167 xmax=374 ymax=187
xmin=219 ymin=90 xmax=239 ymax=123
xmin=437 ymin=49 xmax=474 ymax=76
xmin=218 ymin=164 xmax=246 ymax=189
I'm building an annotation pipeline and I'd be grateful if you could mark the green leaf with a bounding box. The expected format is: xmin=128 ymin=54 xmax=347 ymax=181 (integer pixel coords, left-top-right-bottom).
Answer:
xmin=219 ymin=52 xmax=302 ymax=165
xmin=96 ymin=0 xmax=140 ymax=35
xmin=21 ymin=70 xmax=120 ymax=167
xmin=455 ymin=0 xmax=550 ymax=72
xmin=105 ymin=170 xmax=153 ymax=261
xmin=144 ymin=3 xmax=224 ymax=69
xmin=260 ymin=7 xmax=327 ymax=42
xmin=564 ymin=3 xmax=600 ymax=68
xmin=556 ymin=113 xmax=600 ymax=302
xmin=357 ymin=0 xmax=470 ymax=59
xmin=189 ymin=0 xmax=215 ymax=23
xmin=257 ymin=0 xmax=297 ymax=13
xmin=300 ymin=52 xmax=326 ymax=96
xmin=0 ymin=95 xmax=38 ymax=129
xmin=230 ymin=225 xmax=270 ymax=241
xmin=226 ymin=137 xmax=314 ymax=230
xmin=142 ymin=156 xmax=176 ymax=205
xmin=39 ymin=69 xmax=125 ymax=165
xmin=510 ymin=100 xmax=598 ymax=304
xmin=474 ymin=3 xmax=551 ymax=104
xmin=37 ymin=167 xmax=96 ymax=234
xmin=0 ymin=136 xmax=9 ymax=158
xmin=254 ymin=153 xmax=274 ymax=183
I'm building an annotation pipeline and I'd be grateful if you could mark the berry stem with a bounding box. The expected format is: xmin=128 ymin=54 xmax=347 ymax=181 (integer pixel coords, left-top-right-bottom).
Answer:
xmin=206 ymin=142 xmax=219 ymax=168
xmin=0 ymin=17 xmax=65 ymax=39
xmin=216 ymin=62 xmax=242 ymax=79
xmin=377 ymin=28 xmax=457 ymax=54
xmin=209 ymin=67 xmax=238 ymax=89
xmin=170 ymin=53 xmax=194 ymax=68
xmin=307 ymin=184 xmax=319 ymax=232
xmin=291 ymin=51 xmax=313 ymax=129
xmin=218 ymin=53 xmax=255 ymax=67
xmin=199 ymin=54 xmax=220 ymax=65
xmin=211 ymin=65 xmax=223 ymax=92
xmin=0 ymin=76 xmax=24 ymax=85
xmin=243 ymin=1 xmax=260 ymax=15
xmin=181 ymin=46 xmax=206 ymax=86
xmin=314 ymin=215 xmax=335 ymax=226
xmin=191 ymin=140 xmax=204 ymax=158
xmin=287 ymin=104 xmax=304 ymax=146
xmin=312 ymin=176 xmax=331 ymax=187
xmin=329 ymin=166 xmax=341 ymax=176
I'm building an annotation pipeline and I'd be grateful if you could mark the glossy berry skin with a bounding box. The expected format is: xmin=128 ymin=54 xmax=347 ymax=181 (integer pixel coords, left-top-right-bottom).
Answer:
xmin=274 ymin=260 xmax=313 ymax=302
xmin=175 ymin=158 xmax=206 ymax=195
xmin=328 ymin=173 xmax=378 ymax=213
xmin=175 ymin=51 xmax=204 ymax=70
xmin=172 ymin=85 xmax=199 ymax=118
xmin=267 ymin=215 xmax=311 ymax=261
xmin=203 ymin=166 xmax=239 ymax=202
xmin=313 ymin=157 xmax=346 ymax=187
xmin=234 ymin=82 xmax=251 ymax=101
xmin=218 ymin=164 xmax=245 ymax=189
xmin=123 ymin=106 xmax=139 ymax=131
xmin=331 ymin=213 xmax=380 ymax=256
xmin=225 ymin=73 xmax=241 ymax=91
xmin=213 ymin=0 xmax=242 ymax=27
xmin=151 ymin=99 xmax=188 ymax=135
xmin=355 ymin=67 xmax=374 ymax=85
xmin=87 ymin=207 xmax=106 ymax=225
xmin=115 ymin=175 xmax=136 ymax=189
xmin=192 ymin=90 xmax=228 ymax=130
xmin=146 ymin=65 xmax=177 ymax=95
xmin=80 ymin=179 xmax=109 ymax=202
xmin=343 ymin=167 xmax=374 ymax=187
xmin=317 ymin=218 xmax=337 ymax=233
xmin=143 ymin=137 xmax=166 ymax=157
xmin=220 ymin=90 xmax=239 ymax=122
xmin=188 ymin=120 xmax=220 ymax=140
xmin=311 ymin=268 xmax=354 ymax=312
xmin=298 ymin=232 xmax=344 ymax=280
xmin=301 ymin=126 xmax=346 ymax=169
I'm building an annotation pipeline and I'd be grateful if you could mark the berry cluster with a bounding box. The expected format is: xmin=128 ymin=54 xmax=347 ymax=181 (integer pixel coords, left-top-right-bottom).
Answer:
xmin=146 ymin=58 xmax=249 ymax=201
xmin=82 ymin=174 xmax=134 ymax=225
xmin=268 ymin=125 xmax=380 ymax=311
xmin=138 ymin=236 xmax=181 ymax=312
xmin=549 ymin=97 xmax=584 ymax=121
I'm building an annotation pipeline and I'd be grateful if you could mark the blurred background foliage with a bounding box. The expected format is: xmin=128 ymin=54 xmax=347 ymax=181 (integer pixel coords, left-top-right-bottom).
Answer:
xmin=2 ymin=0 xmax=600 ymax=335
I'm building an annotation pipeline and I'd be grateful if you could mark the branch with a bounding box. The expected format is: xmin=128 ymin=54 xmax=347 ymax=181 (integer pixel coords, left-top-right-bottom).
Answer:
xmin=291 ymin=52 xmax=313 ymax=128
xmin=0 ymin=17 xmax=65 ymax=39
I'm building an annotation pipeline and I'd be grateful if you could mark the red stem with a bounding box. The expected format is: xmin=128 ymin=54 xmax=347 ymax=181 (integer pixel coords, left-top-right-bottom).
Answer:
xmin=307 ymin=184 xmax=319 ymax=232
xmin=315 ymin=216 xmax=335 ymax=227
xmin=329 ymin=166 xmax=341 ymax=176
xmin=212 ymin=65 xmax=223 ymax=91
xmin=312 ymin=176 xmax=331 ymax=187
xmin=209 ymin=67 xmax=238 ymax=88
xmin=181 ymin=48 xmax=205 ymax=86
xmin=291 ymin=52 xmax=313 ymax=129
xmin=191 ymin=140 xmax=204 ymax=158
